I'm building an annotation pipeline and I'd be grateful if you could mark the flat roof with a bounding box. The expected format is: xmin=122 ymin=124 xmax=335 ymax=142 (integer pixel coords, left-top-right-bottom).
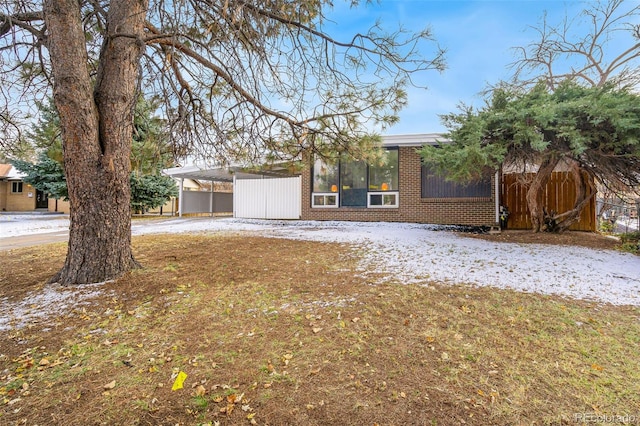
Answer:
xmin=381 ymin=133 xmax=449 ymax=147
xmin=163 ymin=133 xmax=448 ymax=181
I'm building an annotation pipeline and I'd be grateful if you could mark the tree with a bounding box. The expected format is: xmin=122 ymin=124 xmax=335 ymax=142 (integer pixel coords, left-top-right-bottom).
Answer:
xmin=130 ymin=174 xmax=178 ymax=213
xmin=11 ymin=152 xmax=68 ymax=200
xmin=130 ymin=96 xmax=175 ymax=176
xmin=422 ymin=0 xmax=640 ymax=233
xmin=3 ymin=1 xmax=445 ymax=285
xmin=25 ymin=99 xmax=64 ymax=163
xmin=422 ymin=81 xmax=640 ymax=232
xmin=13 ymin=96 xmax=177 ymax=211
xmin=12 ymin=153 xmax=178 ymax=213
xmin=510 ymin=0 xmax=640 ymax=91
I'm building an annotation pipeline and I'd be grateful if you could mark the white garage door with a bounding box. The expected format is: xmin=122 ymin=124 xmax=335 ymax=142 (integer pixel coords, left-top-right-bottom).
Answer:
xmin=234 ymin=176 xmax=301 ymax=219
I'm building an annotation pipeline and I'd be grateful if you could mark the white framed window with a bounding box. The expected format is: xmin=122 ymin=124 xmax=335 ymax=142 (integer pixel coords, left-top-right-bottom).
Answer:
xmin=312 ymin=193 xmax=339 ymax=208
xmin=367 ymin=191 xmax=399 ymax=208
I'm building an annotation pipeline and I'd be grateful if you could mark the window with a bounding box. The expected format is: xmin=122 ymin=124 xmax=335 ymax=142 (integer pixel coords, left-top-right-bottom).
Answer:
xmin=421 ymin=165 xmax=491 ymax=198
xmin=368 ymin=192 xmax=399 ymax=208
xmin=340 ymin=160 xmax=367 ymax=207
xmin=11 ymin=182 xmax=23 ymax=194
xmin=312 ymin=159 xmax=338 ymax=193
xmin=311 ymin=149 xmax=400 ymax=209
xmin=312 ymin=159 xmax=339 ymax=208
xmin=369 ymin=150 xmax=398 ymax=191
xmin=312 ymin=194 xmax=338 ymax=207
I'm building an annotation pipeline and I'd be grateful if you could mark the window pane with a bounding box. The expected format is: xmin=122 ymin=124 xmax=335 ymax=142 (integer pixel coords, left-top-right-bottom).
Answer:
xmin=313 ymin=195 xmax=325 ymax=205
xmin=340 ymin=160 xmax=367 ymax=207
xmin=369 ymin=150 xmax=398 ymax=191
xmin=369 ymin=194 xmax=383 ymax=206
xmin=383 ymin=194 xmax=396 ymax=205
xmin=312 ymin=159 xmax=338 ymax=193
xmin=421 ymin=165 xmax=491 ymax=198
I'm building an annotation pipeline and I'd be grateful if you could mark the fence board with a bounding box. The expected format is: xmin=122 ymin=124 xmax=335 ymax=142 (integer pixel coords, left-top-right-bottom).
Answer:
xmin=501 ymin=172 xmax=596 ymax=231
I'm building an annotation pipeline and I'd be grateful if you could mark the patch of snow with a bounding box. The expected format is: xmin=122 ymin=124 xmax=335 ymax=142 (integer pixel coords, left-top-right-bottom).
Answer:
xmin=146 ymin=218 xmax=640 ymax=306
xmin=0 ymin=282 xmax=110 ymax=332
xmin=2 ymin=216 xmax=640 ymax=316
xmin=0 ymin=214 xmax=69 ymax=237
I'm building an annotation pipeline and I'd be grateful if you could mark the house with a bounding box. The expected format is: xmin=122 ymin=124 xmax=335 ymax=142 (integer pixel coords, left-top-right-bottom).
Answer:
xmin=165 ymin=134 xmax=501 ymax=226
xmin=0 ymin=163 xmax=71 ymax=213
xmin=0 ymin=164 xmax=47 ymax=212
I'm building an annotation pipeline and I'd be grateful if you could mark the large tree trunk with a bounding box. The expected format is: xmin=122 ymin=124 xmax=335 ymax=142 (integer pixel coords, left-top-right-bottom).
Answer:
xmin=44 ymin=0 xmax=148 ymax=285
xmin=525 ymin=156 xmax=560 ymax=232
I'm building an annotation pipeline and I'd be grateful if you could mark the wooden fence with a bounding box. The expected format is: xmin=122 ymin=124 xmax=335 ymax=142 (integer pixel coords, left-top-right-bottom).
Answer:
xmin=501 ymin=172 xmax=596 ymax=231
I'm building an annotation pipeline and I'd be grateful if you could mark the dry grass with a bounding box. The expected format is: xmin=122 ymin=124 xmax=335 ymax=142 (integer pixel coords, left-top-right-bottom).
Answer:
xmin=0 ymin=232 xmax=639 ymax=425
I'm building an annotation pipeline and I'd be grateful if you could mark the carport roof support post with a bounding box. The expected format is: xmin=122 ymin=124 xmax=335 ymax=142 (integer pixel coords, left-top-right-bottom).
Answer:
xmin=178 ymin=178 xmax=184 ymax=217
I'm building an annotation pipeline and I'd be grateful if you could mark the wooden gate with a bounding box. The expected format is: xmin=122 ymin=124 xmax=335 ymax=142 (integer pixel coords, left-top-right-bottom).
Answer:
xmin=501 ymin=172 xmax=596 ymax=231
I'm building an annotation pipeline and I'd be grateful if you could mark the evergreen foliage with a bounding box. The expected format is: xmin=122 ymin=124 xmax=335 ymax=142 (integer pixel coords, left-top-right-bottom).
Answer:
xmin=11 ymin=153 xmax=67 ymax=200
xmin=130 ymin=174 xmax=178 ymax=213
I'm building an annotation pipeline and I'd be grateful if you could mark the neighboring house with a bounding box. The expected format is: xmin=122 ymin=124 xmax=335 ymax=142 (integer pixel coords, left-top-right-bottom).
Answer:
xmin=0 ymin=164 xmax=48 ymax=212
xmin=0 ymin=163 xmax=70 ymax=213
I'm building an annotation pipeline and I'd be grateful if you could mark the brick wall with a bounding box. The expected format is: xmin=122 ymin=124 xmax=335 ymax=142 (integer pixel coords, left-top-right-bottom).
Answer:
xmin=301 ymin=147 xmax=497 ymax=226
xmin=1 ymin=181 xmax=36 ymax=211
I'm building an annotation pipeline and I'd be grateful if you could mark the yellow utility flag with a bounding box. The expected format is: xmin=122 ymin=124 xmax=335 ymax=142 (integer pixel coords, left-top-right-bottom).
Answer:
xmin=171 ymin=371 xmax=187 ymax=391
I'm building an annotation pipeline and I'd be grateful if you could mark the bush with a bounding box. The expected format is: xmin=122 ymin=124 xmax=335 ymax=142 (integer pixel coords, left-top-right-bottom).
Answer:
xmin=599 ymin=219 xmax=615 ymax=233
xmin=619 ymin=231 xmax=640 ymax=254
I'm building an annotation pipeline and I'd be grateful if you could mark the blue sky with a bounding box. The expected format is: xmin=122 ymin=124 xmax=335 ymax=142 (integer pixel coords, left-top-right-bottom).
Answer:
xmin=325 ymin=1 xmax=594 ymax=135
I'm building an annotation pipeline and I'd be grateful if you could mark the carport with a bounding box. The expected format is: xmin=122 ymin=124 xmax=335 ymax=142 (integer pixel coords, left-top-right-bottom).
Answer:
xmin=163 ymin=164 xmax=301 ymax=219
xmin=163 ymin=165 xmax=235 ymax=217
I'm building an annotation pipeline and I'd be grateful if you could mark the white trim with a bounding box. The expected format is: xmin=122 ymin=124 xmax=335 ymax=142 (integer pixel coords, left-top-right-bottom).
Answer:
xmin=178 ymin=178 xmax=184 ymax=217
xmin=312 ymin=192 xmax=339 ymax=208
xmin=494 ymin=170 xmax=500 ymax=225
xmin=367 ymin=191 xmax=399 ymax=208
xmin=381 ymin=133 xmax=449 ymax=147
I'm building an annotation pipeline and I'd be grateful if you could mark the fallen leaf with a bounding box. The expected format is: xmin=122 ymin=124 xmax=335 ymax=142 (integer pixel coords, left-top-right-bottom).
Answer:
xmin=312 ymin=327 xmax=323 ymax=334
xmin=225 ymin=402 xmax=235 ymax=415
xmin=103 ymin=380 xmax=116 ymax=390
xmin=194 ymin=385 xmax=206 ymax=397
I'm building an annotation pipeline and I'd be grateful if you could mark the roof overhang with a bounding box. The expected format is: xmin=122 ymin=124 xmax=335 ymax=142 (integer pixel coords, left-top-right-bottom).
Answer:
xmin=381 ymin=133 xmax=449 ymax=147
xmin=163 ymin=163 xmax=300 ymax=182
xmin=163 ymin=165 xmax=235 ymax=182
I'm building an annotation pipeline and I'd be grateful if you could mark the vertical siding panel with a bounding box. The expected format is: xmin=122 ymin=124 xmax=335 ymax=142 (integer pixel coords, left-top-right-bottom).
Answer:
xmin=235 ymin=177 xmax=301 ymax=219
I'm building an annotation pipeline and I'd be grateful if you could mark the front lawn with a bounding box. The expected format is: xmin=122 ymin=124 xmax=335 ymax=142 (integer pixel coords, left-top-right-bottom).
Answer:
xmin=1 ymin=233 xmax=638 ymax=425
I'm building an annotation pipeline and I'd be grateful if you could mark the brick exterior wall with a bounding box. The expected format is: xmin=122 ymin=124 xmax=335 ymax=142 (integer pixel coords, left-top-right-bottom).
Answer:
xmin=0 ymin=181 xmax=36 ymax=211
xmin=301 ymin=147 xmax=497 ymax=226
